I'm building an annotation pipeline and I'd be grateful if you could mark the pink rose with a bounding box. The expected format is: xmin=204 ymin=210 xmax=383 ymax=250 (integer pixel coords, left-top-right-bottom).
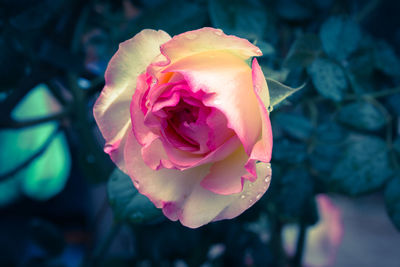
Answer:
xmin=94 ymin=27 xmax=273 ymax=228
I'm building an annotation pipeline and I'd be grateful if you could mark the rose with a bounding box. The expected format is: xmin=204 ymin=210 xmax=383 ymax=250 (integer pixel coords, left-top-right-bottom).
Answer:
xmin=94 ymin=27 xmax=273 ymax=228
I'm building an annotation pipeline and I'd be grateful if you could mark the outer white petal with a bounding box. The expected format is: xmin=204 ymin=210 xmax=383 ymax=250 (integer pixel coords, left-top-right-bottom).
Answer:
xmin=93 ymin=29 xmax=171 ymax=171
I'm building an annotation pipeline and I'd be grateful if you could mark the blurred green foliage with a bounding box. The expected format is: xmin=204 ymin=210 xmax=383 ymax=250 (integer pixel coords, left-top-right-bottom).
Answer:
xmin=0 ymin=84 xmax=71 ymax=204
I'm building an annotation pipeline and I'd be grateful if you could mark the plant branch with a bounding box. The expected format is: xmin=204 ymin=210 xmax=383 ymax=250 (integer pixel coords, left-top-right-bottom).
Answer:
xmin=356 ymin=0 xmax=381 ymax=23
xmin=0 ymin=107 xmax=71 ymax=129
xmin=292 ymin=222 xmax=307 ymax=267
xmin=91 ymin=222 xmax=121 ymax=264
xmin=0 ymin=126 xmax=61 ymax=182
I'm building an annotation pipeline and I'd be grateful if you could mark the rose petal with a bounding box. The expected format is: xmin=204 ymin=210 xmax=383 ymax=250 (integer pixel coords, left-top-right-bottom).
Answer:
xmin=124 ymin=129 xmax=272 ymax=228
xmin=161 ymin=27 xmax=262 ymax=65
xmin=244 ymin=59 xmax=273 ymax=174
xmin=164 ymin=51 xmax=262 ymax=155
xmin=124 ymin=129 xmax=210 ymax=217
xmin=213 ymin=162 xmax=272 ymax=221
xmin=94 ymin=29 xmax=171 ymax=170
xmin=181 ymin=162 xmax=272 ymax=228
xmin=200 ymin=146 xmax=248 ymax=195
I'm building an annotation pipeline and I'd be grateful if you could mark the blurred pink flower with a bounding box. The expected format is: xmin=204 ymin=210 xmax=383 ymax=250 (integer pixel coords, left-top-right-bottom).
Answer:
xmin=283 ymin=194 xmax=344 ymax=267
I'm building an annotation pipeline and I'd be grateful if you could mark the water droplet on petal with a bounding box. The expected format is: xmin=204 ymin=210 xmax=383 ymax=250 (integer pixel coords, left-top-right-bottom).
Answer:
xmin=256 ymin=49 xmax=262 ymax=54
xmin=241 ymin=195 xmax=246 ymax=199
xmin=214 ymin=30 xmax=223 ymax=36
xmin=145 ymin=99 xmax=151 ymax=108
xmin=267 ymin=105 xmax=274 ymax=112
xmin=133 ymin=180 xmax=140 ymax=189
xmin=214 ymin=99 xmax=222 ymax=105
xmin=256 ymin=193 xmax=262 ymax=200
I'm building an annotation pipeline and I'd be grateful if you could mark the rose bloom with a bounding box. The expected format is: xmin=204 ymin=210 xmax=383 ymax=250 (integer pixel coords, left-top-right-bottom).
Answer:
xmin=94 ymin=27 xmax=273 ymax=228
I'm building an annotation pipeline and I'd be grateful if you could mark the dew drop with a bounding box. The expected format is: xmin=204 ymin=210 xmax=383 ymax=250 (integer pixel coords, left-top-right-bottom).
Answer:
xmin=214 ymin=99 xmax=222 ymax=105
xmin=214 ymin=30 xmax=223 ymax=36
xmin=133 ymin=180 xmax=140 ymax=189
xmin=145 ymin=99 xmax=151 ymax=108
xmin=240 ymin=195 xmax=246 ymax=199
xmin=256 ymin=49 xmax=262 ymax=54
xmin=267 ymin=105 xmax=274 ymax=112
xmin=256 ymin=193 xmax=262 ymax=200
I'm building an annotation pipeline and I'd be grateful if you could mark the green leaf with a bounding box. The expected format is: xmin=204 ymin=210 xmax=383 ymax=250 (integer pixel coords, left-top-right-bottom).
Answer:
xmin=308 ymin=57 xmax=348 ymax=101
xmin=284 ymin=33 xmax=322 ymax=68
xmin=337 ymin=101 xmax=386 ymax=131
xmin=273 ymin=139 xmax=307 ymax=163
xmin=269 ymin=168 xmax=314 ymax=223
xmin=309 ymin=123 xmax=347 ymax=173
xmin=0 ymin=177 xmax=20 ymax=207
xmin=273 ymin=113 xmax=313 ymax=141
xmin=374 ymin=40 xmax=400 ymax=77
xmin=262 ymin=66 xmax=290 ymax=83
xmin=330 ymin=135 xmax=393 ymax=196
xmin=0 ymin=84 xmax=71 ymax=201
xmin=384 ymin=176 xmax=400 ymax=231
xmin=255 ymin=40 xmax=275 ymax=57
xmin=276 ymin=0 xmax=312 ymax=21
xmin=208 ymin=0 xmax=267 ymax=39
xmin=107 ymin=168 xmax=162 ymax=223
xmin=319 ymin=16 xmax=361 ymax=61
xmin=10 ymin=0 xmax=67 ymax=30
xmin=128 ymin=0 xmax=207 ymax=37
xmin=267 ymin=78 xmax=304 ymax=108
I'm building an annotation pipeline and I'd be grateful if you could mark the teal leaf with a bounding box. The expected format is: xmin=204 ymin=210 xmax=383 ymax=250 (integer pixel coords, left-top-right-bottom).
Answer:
xmin=107 ymin=168 xmax=162 ymax=224
xmin=0 ymin=178 xmax=20 ymax=207
xmin=276 ymin=0 xmax=312 ymax=21
xmin=374 ymin=40 xmax=400 ymax=77
xmin=208 ymin=0 xmax=267 ymax=39
xmin=384 ymin=176 xmax=400 ymax=231
xmin=330 ymin=135 xmax=393 ymax=196
xmin=337 ymin=101 xmax=386 ymax=131
xmin=255 ymin=40 xmax=275 ymax=57
xmin=128 ymin=0 xmax=207 ymax=37
xmin=273 ymin=113 xmax=313 ymax=141
xmin=307 ymin=57 xmax=348 ymax=101
xmin=309 ymin=123 xmax=347 ymax=173
xmin=0 ymin=84 xmax=71 ymax=202
xmin=267 ymin=78 xmax=304 ymax=108
xmin=273 ymin=139 xmax=307 ymax=163
xmin=269 ymin=168 xmax=315 ymax=223
xmin=319 ymin=16 xmax=361 ymax=61
xmin=284 ymin=33 xmax=322 ymax=68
